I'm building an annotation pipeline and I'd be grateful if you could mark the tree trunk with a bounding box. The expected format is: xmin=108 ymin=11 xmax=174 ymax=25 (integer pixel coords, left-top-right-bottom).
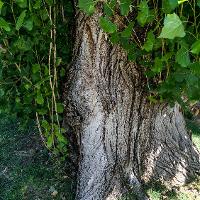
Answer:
xmin=63 ymin=9 xmax=200 ymax=200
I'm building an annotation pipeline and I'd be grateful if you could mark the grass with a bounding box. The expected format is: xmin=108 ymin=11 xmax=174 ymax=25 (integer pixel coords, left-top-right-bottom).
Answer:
xmin=193 ymin=134 xmax=200 ymax=150
xmin=146 ymin=178 xmax=200 ymax=200
xmin=0 ymin=115 xmax=75 ymax=200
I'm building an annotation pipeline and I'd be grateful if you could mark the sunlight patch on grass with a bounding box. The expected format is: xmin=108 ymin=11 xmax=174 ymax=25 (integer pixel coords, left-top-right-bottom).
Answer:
xmin=193 ymin=134 xmax=200 ymax=150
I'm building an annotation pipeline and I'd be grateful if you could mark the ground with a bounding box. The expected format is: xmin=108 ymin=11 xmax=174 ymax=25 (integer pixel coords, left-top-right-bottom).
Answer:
xmin=0 ymin=115 xmax=75 ymax=200
xmin=0 ymin=114 xmax=199 ymax=200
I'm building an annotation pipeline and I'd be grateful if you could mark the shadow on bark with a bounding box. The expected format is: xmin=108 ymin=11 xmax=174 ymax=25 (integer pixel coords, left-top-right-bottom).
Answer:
xmin=140 ymin=104 xmax=200 ymax=188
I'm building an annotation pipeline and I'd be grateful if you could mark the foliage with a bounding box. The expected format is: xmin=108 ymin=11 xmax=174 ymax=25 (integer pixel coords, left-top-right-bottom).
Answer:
xmin=0 ymin=0 xmax=73 ymax=157
xmin=79 ymin=0 xmax=200 ymax=109
xmin=1 ymin=0 xmax=200 ymax=156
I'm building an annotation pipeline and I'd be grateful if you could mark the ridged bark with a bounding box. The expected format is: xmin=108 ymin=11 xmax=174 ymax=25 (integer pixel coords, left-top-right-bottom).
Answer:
xmin=63 ymin=10 xmax=200 ymax=200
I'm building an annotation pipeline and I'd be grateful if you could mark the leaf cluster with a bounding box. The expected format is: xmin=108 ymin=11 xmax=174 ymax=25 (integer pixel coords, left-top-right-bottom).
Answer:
xmin=79 ymin=0 xmax=200 ymax=109
xmin=0 ymin=0 xmax=73 ymax=157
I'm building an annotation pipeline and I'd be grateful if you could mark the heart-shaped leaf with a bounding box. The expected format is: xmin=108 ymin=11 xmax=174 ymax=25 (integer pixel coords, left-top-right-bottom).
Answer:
xmin=158 ymin=13 xmax=185 ymax=39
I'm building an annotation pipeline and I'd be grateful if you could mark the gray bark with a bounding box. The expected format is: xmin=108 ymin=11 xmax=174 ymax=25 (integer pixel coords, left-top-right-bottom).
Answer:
xmin=63 ymin=10 xmax=200 ymax=200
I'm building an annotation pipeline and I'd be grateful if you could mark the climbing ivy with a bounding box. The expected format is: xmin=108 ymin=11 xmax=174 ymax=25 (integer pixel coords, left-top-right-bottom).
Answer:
xmin=0 ymin=0 xmax=73 ymax=158
xmin=79 ymin=0 xmax=200 ymax=107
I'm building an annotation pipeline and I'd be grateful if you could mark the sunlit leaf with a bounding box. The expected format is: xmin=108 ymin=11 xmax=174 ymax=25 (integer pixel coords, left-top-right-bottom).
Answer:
xmin=36 ymin=92 xmax=44 ymax=105
xmin=137 ymin=0 xmax=149 ymax=26
xmin=32 ymin=64 xmax=40 ymax=74
xmin=0 ymin=17 xmax=11 ymax=32
xmin=178 ymin=0 xmax=188 ymax=4
xmin=99 ymin=17 xmax=117 ymax=33
xmin=162 ymin=0 xmax=178 ymax=13
xmin=0 ymin=0 xmax=4 ymax=11
xmin=158 ymin=13 xmax=185 ymax=39
xmin=152 ymin=57 xmax=163 ymax=73
xmin=78 ymin=0 xmax=96 ymax=15
xmin=176 ymin=43 xmax=190 ymax=67
xmin=143 ymin=31 xmax=155 ymax=52
xmin=47 ymin=135 xmax=54 ymax=148
xmin=16 ymin=10 xmax=27 ymax=31
xmin=121 ymin=22 xmax=134 ymax=38
xmin=56 ymin=103 xmax=64 ymax=113
xmin=120 ymin=0 xmax=131 ymax=16
xmin=191 ymin=39 xmax=200 ymax=55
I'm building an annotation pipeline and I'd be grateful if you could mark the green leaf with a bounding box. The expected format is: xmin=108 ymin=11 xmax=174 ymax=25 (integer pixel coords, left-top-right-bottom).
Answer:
xmin=148 ymin=95 xmax=158 ymax=103
xmin=56 ymin=57 xmax=62 ymax=66
xmin=60 ymin=68 xmax=66 ymax=77
xmin=103 ymin=0 xmax=116 ymax=16
xmin=32 ymin=64 xmax=40 ymax=73
xmin=23 ymin=18 xmax=33 ymax=31
xmin=24 ymin=83 xmax=31 ymax=90
xmin=16 ymin=97 xmax=20 ymax=103
xmin=176 ymin=43 xmax=190 ymax=67
xmin=0 ymin=17 xmax=11 ymax=32
xmin=36 ymin=92 xmax=44 ymax=105
xmin=174 ymin=72 xmax=186 ymax=82
xmin=110 ymin=32 xmax=120 ymax=44
xmin=128 ymin=45 xmax=138 ymax=61
xmin=56 ymin=103 xmax=64 ymax=113
xmin=56 ymin=132 xmax=67 ymax=144
xmin=137 ymin=0 xmax=149 ymax=27
xmin=33 ymin=0 xmax=42 ymax=9
xmin=198 ymin=0 xmax=200 ymax=7
xmin=158 ymin=13 xmax=185 ymax=39
xmin=162 ymin=0 xmax=178 ymax=13
xmin=37 ymin=108 xmax=48 ymax=115
xmin=41 ymin=120 xmax=49 ymax=129
xmin=189 ymin=62 xmax=200 ymax=75
xmin=47 ymin=135 xmax=54 ymax=148
xmin=121 ymin=22 xmax=134 ymax=38
xmin=78 ymin=0 xmax=96 ymax=15
xmin=14 ymin=37 xmax=31 ymax=51
xmin=120 ymin=0 xmax=131 ymax=16
xmin=16 ymin=10 xmax=27 ymax=31
xmin=0 ymin=89 xmax=5 ymax=97
xmin=103 ymin=3 xmax=113 ymax=17
xmin=143 ymin=31 xmax=155 ymax=52
xmin=0 ymin=1 xmax=4 ymax=11
xmin=45 ymin=0 xmax=53 ymax=6
xmin=152 ymin=57 xmax=163 ymax=73
xmin=162 ymin=52 xmax=174 ymax=62
xmin=16 ymin=0 xmax=27 ymax=8
xmin=187 ymin=74 xmax=199 ymax=86
xmin=178 ymin=0 xmax=188 ymax=4
xmin=191 ymin=39 xmax=200 ymax=55
xmin=99 ymin=17 xmax=117 ymax=33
